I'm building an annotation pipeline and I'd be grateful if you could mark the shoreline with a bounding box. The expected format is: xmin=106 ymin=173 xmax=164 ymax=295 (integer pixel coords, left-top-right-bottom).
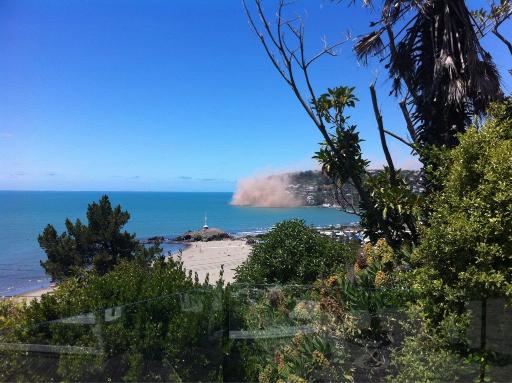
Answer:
xmin=7 ymin=286 xmax=55 ymax=303
xmin=8 ymin=223 xmax=360 ymax=300
xmin=9 ymin=238 xmax=252 ymax=301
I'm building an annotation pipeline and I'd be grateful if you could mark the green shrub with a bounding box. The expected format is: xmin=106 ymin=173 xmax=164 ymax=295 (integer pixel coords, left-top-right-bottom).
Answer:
xmin=235 ymin=219 xmax=354 ymax=284
xmin=412 ymin=99 xmax=512 ymax=319
xmin=404 ymin=99 xmax=512 ymax=381
xmin=387 ymin=307 xmax=477 ymax=382
xmin=226 ymin=284 xmax=355 ymax=382
xmin=0 ymin=259 xmax=224 ymax=382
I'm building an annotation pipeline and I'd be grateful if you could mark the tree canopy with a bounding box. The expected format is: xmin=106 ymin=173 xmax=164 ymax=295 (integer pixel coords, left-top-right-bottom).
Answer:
xmin=39 ymin=195 xmax=161 ymax=281
xmin=235 ymin=219 xmax=354 ymax=284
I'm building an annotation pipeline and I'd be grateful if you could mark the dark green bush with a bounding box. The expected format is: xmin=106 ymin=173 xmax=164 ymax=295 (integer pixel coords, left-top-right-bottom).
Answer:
xmin=235 ymin=219 xmax=355 ymax=284
xmin=0 ymin=259 xmax=224 ymax=382
xmin=39 ymin=195 xmax=162 ymax=281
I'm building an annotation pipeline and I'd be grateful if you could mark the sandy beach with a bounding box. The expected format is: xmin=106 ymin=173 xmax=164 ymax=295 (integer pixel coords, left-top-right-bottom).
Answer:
xmin=10 ymin=239 xmax=252 ymax=302
xmin=173 ymin=239 xmax=252 ymax=283
xmin=10 ymin=286 xmax=54 ymax=303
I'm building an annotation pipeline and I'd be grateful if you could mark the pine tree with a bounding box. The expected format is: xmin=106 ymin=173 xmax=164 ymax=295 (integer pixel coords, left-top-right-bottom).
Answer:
xmin=39 ymin=195 xmax=157 ymax=281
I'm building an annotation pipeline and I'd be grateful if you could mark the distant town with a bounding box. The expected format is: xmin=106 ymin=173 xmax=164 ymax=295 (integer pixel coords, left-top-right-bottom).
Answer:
xmin=286 ymin=169 xmax=424 ymax=209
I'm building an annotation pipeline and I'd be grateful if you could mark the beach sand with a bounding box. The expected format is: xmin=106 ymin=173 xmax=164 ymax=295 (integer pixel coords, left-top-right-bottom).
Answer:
xmin=10 ymin=239 xmax=252 ymax=302
xmin=173 ymin=239 xmax=252 ymax=283
xmin=11 ymin=286 xmax=54 ymax=303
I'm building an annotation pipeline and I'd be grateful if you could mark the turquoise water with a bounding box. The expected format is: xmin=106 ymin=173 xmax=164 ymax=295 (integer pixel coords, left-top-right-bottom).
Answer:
xmin=0 ymin=191 xmax=357 ymax=296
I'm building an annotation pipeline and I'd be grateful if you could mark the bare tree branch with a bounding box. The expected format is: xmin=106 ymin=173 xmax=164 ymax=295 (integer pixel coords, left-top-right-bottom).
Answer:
xmin=493 ymin=26 xmax=512 ymax=54
xmin=383 ymin=129 xmax=415 ymax=149
xmin=370 ymin=83 xmax=397 ymax=182
xmin=306 ymin=38 xmax=350 ymax=68
xmin=255 ymin=0 xmax=284 ymax=55
xmin=243 ymin=0 xmax=292 ymax=85
xmin=478 ymin=8 xmax=512 ymax=37
xmin=332 ymin=180 xmax=360 ymax=216
xmin=399 ymin=99 xmax=416 ymax=141
xmin=244 ymin=0 xmax=373 ymax=209
xmin=298 ymin=23 xmax=324 ymax=126
xmin=337 ymin=192 xmax=358 ymax=215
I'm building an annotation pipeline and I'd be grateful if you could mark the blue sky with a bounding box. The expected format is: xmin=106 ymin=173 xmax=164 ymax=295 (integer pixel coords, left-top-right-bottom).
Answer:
xmin=1 ymin=0 xmax=510 ymax=191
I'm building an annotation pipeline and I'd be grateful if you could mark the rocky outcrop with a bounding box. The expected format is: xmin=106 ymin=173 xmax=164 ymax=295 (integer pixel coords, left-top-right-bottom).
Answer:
xmin=175 ymin=228 xmax=232 ymax=242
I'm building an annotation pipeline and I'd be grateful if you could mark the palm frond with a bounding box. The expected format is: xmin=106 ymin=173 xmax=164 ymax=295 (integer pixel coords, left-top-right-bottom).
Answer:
xmin=354 ymin=29 xmax=385 ymax=65
xmin=470 ymin=56 xmax=502 ymax=113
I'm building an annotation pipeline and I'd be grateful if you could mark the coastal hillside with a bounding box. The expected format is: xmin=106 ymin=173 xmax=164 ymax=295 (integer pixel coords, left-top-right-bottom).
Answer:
xmin=232 ymin=169 xmax=423 ymax=208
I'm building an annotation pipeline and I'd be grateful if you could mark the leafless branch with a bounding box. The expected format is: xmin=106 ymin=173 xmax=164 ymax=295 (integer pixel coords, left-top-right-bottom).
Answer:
xmin=384 ymin=129 xmax=415 ymax=149
xmin=306 ymin=38 xmax=351 ymax=68
xmin=255 ymin=0 xmax=283 ymax=54
xmin=244 ymin=0 xmax=373 ymax=209
xmin=478 ymin=8 xmax=512 ymax=37
xmin=298 ymin=23 xmax=323 ymax=126
xmin=479 ymin=5 xmax=512 ymax=65
xmin=493 ymin=26 xmax=512 ymax=54
xmin=399 ymin=99 xmax=416 ymax=141
xmin=243 ymin=0 xmax=292 ymax=85
xmin=370 ymin=83 xmax=397 ymax=182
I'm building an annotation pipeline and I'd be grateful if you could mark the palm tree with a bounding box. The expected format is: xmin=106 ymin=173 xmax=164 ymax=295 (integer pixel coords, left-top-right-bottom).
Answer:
xmin=355 ymin=0 xmax=503 ymax=149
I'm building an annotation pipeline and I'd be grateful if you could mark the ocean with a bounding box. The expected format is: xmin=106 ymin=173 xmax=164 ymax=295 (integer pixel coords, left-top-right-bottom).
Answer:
xmin=0 ymin=191 xmax=357 ymax=296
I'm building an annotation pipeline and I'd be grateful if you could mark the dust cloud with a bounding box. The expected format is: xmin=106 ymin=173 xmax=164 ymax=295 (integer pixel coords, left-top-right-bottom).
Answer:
xmin=231 ymin=174 xmax=302 ymax=208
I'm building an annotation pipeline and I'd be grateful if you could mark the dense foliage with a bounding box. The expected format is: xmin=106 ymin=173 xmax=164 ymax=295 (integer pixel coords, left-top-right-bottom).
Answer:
xmin=388 ymin=307 xmax=476 ymax=382
xmin=402 ymin=100 xmax=512 ymax=380
xmin=39 ymin=195 xmax=161 ymax=281
xmin=228 ymin=240 xmax=408 ymax=382
xmin=1 ymin=0 xmax=510 ymax=379
xmin=0 ymin=259 xmax=224 ymax=382
xmin=234 ymin=219 xmax=354 ymax=284
xmin=244 ymin=0 xmax=510 ymax=253
xmin=229 ymin=285 xmax=356 ymax=383
xmin=6 ymin=100 xmax=511 ymax=383
xmin=411 ymin=99 xmax=512 ymax=319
